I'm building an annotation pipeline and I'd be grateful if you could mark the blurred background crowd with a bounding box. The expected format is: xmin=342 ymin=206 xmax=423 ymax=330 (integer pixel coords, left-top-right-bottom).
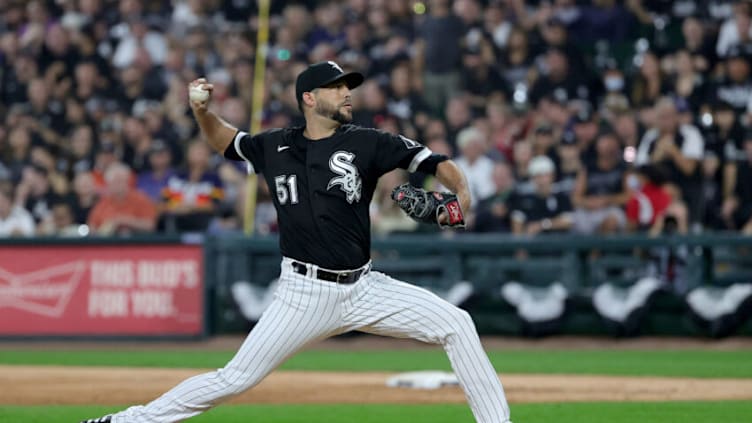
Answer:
xmin=2 ymin=0 xmax=752 ymax=238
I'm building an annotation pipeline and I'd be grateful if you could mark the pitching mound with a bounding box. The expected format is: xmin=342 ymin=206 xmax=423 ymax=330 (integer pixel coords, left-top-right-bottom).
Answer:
xmin=2 ymin=365 xmax=751 ymax=406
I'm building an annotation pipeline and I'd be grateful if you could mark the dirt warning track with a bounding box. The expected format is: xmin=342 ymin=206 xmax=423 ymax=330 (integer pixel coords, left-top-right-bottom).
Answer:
xmin=2 ymin=365 xmax=751 ymax=406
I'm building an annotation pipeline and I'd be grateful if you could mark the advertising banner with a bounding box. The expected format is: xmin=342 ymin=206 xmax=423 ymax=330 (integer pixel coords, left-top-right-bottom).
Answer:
xmin=0 ymin=244 xmax=203 ymax=336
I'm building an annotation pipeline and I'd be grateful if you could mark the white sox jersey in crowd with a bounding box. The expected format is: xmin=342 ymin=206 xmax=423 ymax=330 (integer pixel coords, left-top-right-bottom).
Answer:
xmin=108 ymin=124 xmax=512 ymax=423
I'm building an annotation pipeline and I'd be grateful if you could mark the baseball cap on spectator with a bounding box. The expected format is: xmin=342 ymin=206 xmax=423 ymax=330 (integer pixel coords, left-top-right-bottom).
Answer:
xmin=295 ymin=61 xmax=364 ymax=107
xmin=528 ymin=155 xmax=556 ymax=176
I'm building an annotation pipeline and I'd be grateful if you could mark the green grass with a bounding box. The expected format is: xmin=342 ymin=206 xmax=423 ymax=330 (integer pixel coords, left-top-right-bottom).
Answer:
xmin=1 ymin=349 xmax=751 ymax=378
xmin=2 ymin=402 xmax=751 ymax=423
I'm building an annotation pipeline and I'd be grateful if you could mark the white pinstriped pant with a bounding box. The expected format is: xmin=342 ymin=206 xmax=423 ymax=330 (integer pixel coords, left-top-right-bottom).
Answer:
xmin=113 ymin=258 xmax=511 ymax=423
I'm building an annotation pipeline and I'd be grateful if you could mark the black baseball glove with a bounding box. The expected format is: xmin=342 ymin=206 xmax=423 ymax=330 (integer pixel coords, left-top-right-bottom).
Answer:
xmin=391 ymin=183 xmax=466 ymax=229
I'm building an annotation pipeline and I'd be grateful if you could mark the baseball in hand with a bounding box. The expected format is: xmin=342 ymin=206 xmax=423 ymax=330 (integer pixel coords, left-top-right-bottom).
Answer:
xmin=189 ymin=84 xmax=211 ymax=102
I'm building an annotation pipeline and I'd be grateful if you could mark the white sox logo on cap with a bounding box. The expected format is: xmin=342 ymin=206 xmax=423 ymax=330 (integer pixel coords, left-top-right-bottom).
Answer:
xmin=327 ymin=61 xmax=344 ymax=73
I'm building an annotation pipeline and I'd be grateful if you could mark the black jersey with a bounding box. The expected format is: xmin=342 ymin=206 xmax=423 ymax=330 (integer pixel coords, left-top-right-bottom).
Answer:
xmin=225 ymin=124 xmax=430 ymax=270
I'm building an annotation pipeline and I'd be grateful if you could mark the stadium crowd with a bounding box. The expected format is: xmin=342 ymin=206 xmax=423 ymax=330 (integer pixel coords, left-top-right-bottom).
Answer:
xmin=1 ymin=0 xmax=752 ymax=238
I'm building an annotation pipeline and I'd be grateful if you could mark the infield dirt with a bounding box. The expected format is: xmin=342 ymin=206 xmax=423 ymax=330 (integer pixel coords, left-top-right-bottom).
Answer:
xmin=2 ymin=336 xmax=751 ymax=406
xmin=2 ymin=365 xmax=751 ymax=406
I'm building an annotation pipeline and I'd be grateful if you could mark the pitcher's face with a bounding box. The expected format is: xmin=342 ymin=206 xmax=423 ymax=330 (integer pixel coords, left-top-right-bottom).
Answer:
xmin=313 ymin=81 xmax=352 ymax=124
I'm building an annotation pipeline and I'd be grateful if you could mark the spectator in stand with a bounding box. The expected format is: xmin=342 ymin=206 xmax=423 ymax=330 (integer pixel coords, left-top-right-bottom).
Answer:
xmin=510 ymin=155 xmax=573 ymax=236
xmin=629 ymin=51 xmax=669 ymax=111
xmin=498 ymin=26 xmax=534 ymax=89
xmin=555 ymin=133 xmax=583 ymax=196
xmin=87 ymin=162 xmax=157 ymax=236
xmin=69 ymin=171 xmax=98 ymax=225
xmin=112 ymin=17 xmax=168 ymax=69
xmin=461 ymin=45 xmax=508 ymax=112
xmin=386 ymin=62 xmax=430 ymax=130
xmin=635 ymin=97 xmax=704 ymax=224
xmin=530 ymin=123 xmax=557 ymax=160
xmin=721 ymin=132 xmax=752 ymax=234
xmin=709 ymin=45 xmax=752 ymax=115
xmin=571 ymin=131 xmax=628 ymax=235
xmin=414 ymin=0 xmax=465 ymax=115
xmin=15 ymin=164 xmax=59 ymax=229
xmin=668 ymin=49 xmax=706 ymax=113
xmin=538 ymin=16 xmax=586 ymax=75
xmin=66 ymin=124 xmax=96 ymax=175
xmin=612 ymin=110 xmax=642 ymax=165
xmin=162 ymin=141 xmax=223 ymax=233
xmin=716 ymin=1 xmax=752 ymax=58
xmin=626 ymin=165 xmax=688 ymax=236
xmin=370 ymin=170 xmax=419 ymax=235
xmin=38 ymin=201 xmax=81 ymax=237
xmin=529 ymin=47 xmax=592 ymax=106
xmin=569 ymin=106 xmax=601 ymax=165
xmin=454 ymin=126 xmax=496 ymax=207
xmin=2 ymin=0 xmax=752 ymax=237
xmin=472 ymin=161 xmax=515 ymax=233
xmin=569 ymin=0 xmax=635 ymax=44
xmin=0 ymin=186 xmax=35 ymax=237
xmin=681 ymin=16 xmax=715 ymax=73
xmin=137 ymin=139 xmax=175 ymax=204
xmin=444 ymin=95 xmax=473 ymax=151
xmin=511 ymin=140 xmax=535 ymax=195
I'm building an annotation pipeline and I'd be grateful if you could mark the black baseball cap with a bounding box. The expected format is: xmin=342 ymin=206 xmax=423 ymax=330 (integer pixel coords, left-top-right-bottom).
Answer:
xmin=295 ymin=61 xmax=364 ymax=106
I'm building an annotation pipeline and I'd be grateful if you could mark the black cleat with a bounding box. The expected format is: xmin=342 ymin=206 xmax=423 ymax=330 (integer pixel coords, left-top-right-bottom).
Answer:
xmin=80 ymin=415 xmax=112 ymax=423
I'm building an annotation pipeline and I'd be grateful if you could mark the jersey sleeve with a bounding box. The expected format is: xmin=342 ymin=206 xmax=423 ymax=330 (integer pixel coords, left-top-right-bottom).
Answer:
xmin=373 ymin=131 xmax=432 ymax=175
xmin=224 ymin=130 xmax=265 ymax=174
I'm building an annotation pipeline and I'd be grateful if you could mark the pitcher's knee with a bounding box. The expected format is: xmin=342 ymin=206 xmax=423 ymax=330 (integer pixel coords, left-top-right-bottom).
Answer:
xmin=214 ymin=366 xmax=258 ymax=396
xmin=443 ymin=307 xmax=475 ymax=338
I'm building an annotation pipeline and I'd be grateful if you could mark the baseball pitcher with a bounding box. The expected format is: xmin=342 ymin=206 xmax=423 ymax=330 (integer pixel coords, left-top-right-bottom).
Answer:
xmin=82 ymin=61 xmax=512 ymax=423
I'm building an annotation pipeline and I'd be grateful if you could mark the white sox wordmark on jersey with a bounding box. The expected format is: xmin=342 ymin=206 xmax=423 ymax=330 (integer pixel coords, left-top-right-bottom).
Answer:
xmin=112 ymin=259 xmax=511 ymax=423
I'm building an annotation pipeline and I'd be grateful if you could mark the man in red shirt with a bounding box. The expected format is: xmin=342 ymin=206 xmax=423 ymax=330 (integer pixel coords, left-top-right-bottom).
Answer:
xmin=626 ymin=165 xmax=688 ymax=236
xmin=88 ymin=163 xmax=157 ymax=235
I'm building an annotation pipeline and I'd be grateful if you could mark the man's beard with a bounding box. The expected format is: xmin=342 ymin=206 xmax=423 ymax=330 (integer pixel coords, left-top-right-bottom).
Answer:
xmin=315 ymin=101 xmax=352 ymax=124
